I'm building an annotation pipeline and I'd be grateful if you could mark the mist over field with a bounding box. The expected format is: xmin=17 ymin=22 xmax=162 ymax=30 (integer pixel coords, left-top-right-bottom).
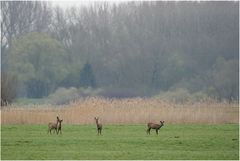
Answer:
xmin=1 ymin=1 xmax=238 ymax=105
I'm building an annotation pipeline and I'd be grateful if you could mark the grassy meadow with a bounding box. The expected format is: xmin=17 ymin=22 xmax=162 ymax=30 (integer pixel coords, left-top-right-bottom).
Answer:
xmin=1 ymin=97 xmax=239 ymax=159
xmin=1 ymin=124 xmax=239 ymax=160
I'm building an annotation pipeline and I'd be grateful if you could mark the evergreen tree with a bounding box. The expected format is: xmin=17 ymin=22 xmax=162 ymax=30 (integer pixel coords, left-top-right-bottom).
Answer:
xmin=79 ymin=62 xmax=96 ymax=88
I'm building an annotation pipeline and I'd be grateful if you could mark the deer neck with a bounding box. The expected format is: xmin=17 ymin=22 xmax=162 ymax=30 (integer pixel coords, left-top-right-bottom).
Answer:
xmin=96 ymin=120 xmax=101 ymax=126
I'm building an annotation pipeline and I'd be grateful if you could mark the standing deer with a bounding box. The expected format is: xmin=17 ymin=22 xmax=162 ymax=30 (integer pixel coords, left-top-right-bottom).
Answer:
xmin=147 ymin=121 xmax=164 ymax=135
xmin=94 ymin=117 xmax=102 ymax=135
xmin=48 ymin=116 xmax=60 ymax=134
xmin=57 ymin=119 xmax=63 ymax=134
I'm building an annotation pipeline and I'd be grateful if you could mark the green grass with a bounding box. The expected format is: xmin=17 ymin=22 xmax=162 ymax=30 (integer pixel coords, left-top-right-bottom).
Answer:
xmin=1 ymin=124 xmax=239 ymax=160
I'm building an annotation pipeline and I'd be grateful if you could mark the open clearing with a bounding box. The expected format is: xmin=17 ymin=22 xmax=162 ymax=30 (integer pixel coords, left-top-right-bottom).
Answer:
xmin=1 ymin=124 xmax=239 ymax=160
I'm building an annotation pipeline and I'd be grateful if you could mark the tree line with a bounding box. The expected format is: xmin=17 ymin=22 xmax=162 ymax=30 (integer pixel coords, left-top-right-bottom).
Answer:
xmin=1 ymin=1 xmax=239 ymax=104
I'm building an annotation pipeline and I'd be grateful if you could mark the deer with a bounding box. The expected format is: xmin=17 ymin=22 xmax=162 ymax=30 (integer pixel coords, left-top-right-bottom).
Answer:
xmin=48 ymin=116 xmax=60 ymax=134
xmin=94 ymin=117 xmax=102 ymax=135
xmin=57 ymin=119 xmax=63 ymax=134
xmin=147 ymin=121 xmax=164 ymax=135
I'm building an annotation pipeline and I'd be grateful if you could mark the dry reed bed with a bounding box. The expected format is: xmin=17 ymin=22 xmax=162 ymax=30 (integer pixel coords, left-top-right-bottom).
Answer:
xmin=0 ymin=97 xmax=239 ymax=125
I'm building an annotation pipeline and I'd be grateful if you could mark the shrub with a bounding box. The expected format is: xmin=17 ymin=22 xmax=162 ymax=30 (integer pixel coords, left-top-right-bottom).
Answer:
xmin=156 ymin=88 xmax=211 ymax=103
xmin=48 ymin=87 xmax=79 ymax=105
xmin=48 ymin=87 xmax=103 ymax=105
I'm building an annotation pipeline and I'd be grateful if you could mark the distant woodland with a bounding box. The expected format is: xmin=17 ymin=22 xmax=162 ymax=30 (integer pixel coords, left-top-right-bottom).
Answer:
xmin=1 ymin=1 xmax=239 ymax=104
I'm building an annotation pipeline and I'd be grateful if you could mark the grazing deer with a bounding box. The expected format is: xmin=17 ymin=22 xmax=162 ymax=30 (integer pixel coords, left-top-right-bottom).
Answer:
xmin=94 ymin=117 xmax=102 ymax=135
xmin=48 ymin=116 xmax=60 ymax=134
xmin=147 ymin=121 xmax=164 ymax=135
xmin=57 ymin=119 xmax=63 ymax=134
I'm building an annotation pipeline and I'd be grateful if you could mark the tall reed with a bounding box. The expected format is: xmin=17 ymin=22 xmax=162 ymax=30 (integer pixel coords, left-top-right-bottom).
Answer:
xmin=1 ymin=97 xmax=238 ymax=125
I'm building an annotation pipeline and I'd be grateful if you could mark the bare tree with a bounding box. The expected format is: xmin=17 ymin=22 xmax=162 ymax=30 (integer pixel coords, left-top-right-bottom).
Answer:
xmin=1 ymin=1 xmax=52 ymax=53
xmin=1 ymin=1 xmax=52 ymax=102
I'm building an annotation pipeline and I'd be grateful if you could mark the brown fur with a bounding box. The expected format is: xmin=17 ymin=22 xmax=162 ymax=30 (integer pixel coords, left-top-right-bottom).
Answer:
xmin=94 ymin=117 xmax=102 ymax=135
xmin=48 ymin=116 xmax=60 ymax=134
xmin=57 ymin=119 xmax=63 ymax=134
xmin=147 ymin=121 xmax=164 ymax=135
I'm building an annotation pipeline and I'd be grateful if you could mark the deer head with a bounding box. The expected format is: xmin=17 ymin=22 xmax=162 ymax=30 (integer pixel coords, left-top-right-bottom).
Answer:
xmin=160 ymin=121 xmax=165 ymax=126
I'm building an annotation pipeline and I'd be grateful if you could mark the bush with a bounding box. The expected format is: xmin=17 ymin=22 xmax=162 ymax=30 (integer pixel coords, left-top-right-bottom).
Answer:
xmin=190 ymin=91 xmax=209 ymax=102
xmin=48 ymin=87 xmax=103 ymax=105
xmin=78 ymin=87 xmax=103 ymax=97
xmin=157 ymin=88 xmax=191 ymax=103
xmin=99 ymin=87 xmax=144 ymax=98
xmin=156 ymin=88 xmax=211 ymax=103
xmin=48 ymin=87 xmax=79 ymax=105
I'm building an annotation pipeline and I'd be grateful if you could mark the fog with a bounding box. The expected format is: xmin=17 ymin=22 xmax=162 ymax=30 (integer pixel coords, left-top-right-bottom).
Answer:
xmin=1 ymin=1 xmax=238 ymax=104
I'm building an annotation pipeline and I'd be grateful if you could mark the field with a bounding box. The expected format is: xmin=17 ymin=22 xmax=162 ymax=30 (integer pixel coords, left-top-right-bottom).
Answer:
xmin=1 ymin=124 xmax=239 ymax=160
xmin=1 ymin=98 xmax=239 ymax=159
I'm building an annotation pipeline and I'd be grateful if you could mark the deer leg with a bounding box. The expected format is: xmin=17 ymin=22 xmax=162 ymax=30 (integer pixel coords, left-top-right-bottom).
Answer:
xmin=147 ymin=128 xmax=151 ymax=135
xmin=48 ymin=129 xmax=52 ymax=134
xmin=149 ymin=128 xmax=152 ymax=134
xmin=156 ymin=129 xmax=158 ymax=135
